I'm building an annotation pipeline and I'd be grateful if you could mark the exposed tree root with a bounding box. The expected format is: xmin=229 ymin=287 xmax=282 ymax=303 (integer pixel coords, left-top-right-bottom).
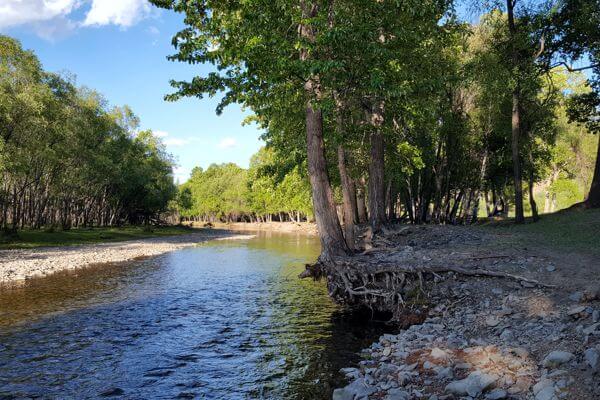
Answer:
xmin=300 ymin=256 xmax=554 ymax=320
xmin=300 ymin=225 xmax=557 ymax=319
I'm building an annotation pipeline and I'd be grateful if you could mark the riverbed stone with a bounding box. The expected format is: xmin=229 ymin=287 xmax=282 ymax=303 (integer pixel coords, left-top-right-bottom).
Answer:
xmin=542 ymin=351 xmax=574 ymax=368
xmin=445 ymin=371 xmax=497 ymax=397
xmin=384 ymin=388 xmax=410 ymax=400
xmin=584 ymin=348 xmax=599 ymax=371
xmin=567 ymin=306 xmax=586 ymax=318
xmin=485 ymin=388 xmax=508 ymax=400
xmin=333 ymin=378 xmax=377 ymax=400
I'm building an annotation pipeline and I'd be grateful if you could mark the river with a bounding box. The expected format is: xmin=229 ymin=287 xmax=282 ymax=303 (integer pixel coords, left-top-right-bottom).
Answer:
xmin=0 ymin=232 xmax=388 ymax=399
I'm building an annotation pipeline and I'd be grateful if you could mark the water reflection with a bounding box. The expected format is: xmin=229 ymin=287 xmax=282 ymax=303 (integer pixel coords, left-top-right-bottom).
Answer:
xmin=0 ymin=232 xmax=388 ymax=399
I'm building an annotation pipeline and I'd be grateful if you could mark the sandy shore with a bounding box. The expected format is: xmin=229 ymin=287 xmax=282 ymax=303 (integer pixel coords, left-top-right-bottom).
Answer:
xmin=191 ymin=221 xmax=318 ymax=235
xmin=0 ymin=230 xmax=242 ymax=284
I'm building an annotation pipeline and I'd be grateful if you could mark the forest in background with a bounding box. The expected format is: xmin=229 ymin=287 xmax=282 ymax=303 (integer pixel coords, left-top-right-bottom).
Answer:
xmin=0 ymin=36 xmax=177 ymax=233
xmin=157 ymin=0 xmax=599 ymax=259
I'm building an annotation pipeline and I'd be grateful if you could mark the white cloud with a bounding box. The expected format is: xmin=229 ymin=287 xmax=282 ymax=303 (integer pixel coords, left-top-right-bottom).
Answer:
xmin=0 ymin=0 xmax=78 ymax=29
xmin=173 ymin=166 xmax=190 ymax=183
xmin=153 ymin=130 xmax=169 ymax=138
xmin=0 ymin=0 xmax=153 ymax=40
xmin=83 ymin=0 xmax=151 ymax=28
xmin=163 ymin=137 xmax=190 ymax=147
xmin=217 ymin=137 xmax=238 ymax=149
xmin=146 ymin=25 xmax=159 ymax=35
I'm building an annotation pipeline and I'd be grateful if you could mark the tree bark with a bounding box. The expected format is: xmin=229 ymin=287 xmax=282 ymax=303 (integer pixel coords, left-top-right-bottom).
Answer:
xmin=338 ymin=145 xmax=356 ymax=250
xmin=368 ymin=129 xmax=386 ymax=232
xmin=507 ymin=0 xmax=525 ymax=224
xmin=300 ymin=1 xmax=348 ymax=261
xmin=356 ymin=178 xmax=368 ymax=224
xmin=585 ymin=138 xmax=600 ymax=208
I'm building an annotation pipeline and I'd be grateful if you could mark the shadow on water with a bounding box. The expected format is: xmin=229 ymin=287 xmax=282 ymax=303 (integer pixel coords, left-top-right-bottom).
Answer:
xmin=0 ymin=231 xmax=391 ymax=399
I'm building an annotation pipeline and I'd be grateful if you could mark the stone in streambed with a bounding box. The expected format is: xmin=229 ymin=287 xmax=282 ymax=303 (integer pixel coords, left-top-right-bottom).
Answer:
xmin=332 ymin=377 xmax=377 ymax=400
xmin=445 ymin=371 xmax=497 ymax=397
xmin=533 ymin=379 xmax=557 ymax=400
xmin=384 ymin=388 xmax=410 ymax=400
xmin=584 ymin=348 xmax=599 ymax=371
xmin=542 ymin=351 xmax=574 ymax=368
xmin=485 ymin=388 xmax=508 ymax=399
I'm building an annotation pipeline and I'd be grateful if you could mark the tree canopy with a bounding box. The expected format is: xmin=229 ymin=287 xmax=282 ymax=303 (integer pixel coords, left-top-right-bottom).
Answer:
xmin=0 ymin=35 xmax=177 ymax=232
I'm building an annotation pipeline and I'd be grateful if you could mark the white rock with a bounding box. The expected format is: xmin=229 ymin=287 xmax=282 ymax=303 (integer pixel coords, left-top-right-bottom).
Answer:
xmin=430 ymin=347 xmax=450 ymax=360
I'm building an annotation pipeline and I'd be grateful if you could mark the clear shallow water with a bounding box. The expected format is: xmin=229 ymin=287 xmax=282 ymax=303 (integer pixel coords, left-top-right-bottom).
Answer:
xmin=0 ymin=232 xmax=388 ymax=399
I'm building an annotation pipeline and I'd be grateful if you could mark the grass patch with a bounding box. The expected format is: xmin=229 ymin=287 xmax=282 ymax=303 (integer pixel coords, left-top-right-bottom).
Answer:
xmin=0 ymin=225 xmax=194 ymax=250
xmin=479 ymin=208 xmax=600 ymax=257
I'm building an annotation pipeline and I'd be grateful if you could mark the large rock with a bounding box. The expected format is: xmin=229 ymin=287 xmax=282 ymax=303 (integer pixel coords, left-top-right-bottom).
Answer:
xmin=332 ymin=378 xmax=377 ymax=400
xmin=445 ymin=371 xmax=497 ymax=397
xmin=542 ymin=350 xmax=574 ymax=368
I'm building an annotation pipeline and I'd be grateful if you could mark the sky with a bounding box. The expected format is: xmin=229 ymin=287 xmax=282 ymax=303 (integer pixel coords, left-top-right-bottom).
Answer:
xmin=0 ymin=0 xmax=264 ymax=183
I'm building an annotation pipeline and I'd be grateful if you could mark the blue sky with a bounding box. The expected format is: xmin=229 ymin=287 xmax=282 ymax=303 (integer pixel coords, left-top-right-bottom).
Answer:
xmin=0 ymin=0 xmax=264 ymax=183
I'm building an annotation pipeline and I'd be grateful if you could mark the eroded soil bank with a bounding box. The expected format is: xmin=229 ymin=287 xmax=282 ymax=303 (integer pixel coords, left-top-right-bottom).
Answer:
xmin=332 ymin=224 xmax=600 ymax=400
xmin=0 ymin=229 xmax=242 ymax=284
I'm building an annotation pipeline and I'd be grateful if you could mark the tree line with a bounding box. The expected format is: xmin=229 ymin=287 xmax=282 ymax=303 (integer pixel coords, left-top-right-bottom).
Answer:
xmin=177 ymin=147 xmax=314 ymax=223
xmin=0 ymin=36 xmax=177 ymax=234
xmin=155 ymin=0 xmax=599 ymax=261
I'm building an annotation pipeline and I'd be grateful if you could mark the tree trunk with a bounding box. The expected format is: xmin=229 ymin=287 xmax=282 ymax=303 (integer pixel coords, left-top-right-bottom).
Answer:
xmin=507 ymin=0 xmax=525 ymax=224
xmin=300 ymin=1 xmax=348 ymax=262
xmin=368 ymin=130 xmax=386 ymax=232
xmin=585 ymin=137 xmax=600 ymax=208
xmin=356 ymin=178 xmax=368 ymax=224
xmin=338 ymin=146 xmax=356 ymax=250
xmin=305 ymin=106 xmax=349 ymax=262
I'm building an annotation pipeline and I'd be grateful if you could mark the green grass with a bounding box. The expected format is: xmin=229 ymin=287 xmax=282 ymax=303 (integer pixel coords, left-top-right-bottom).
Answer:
xmin=0 ymin=226 xmax=195 ymax=250
xmin=479 ymin=207 xmax=600 ymax=257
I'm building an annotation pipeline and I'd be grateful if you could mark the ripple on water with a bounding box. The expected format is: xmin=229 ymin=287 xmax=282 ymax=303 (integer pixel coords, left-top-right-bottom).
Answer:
xmin=0 ymin=232 xmax=391 ymax=399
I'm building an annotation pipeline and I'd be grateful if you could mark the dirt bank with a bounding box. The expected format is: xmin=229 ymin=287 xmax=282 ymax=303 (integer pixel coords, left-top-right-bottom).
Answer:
xmin=0 ymin=229 xmax=242 ymax=284
xmin=333 ymin=224 xmax=600 ymax=400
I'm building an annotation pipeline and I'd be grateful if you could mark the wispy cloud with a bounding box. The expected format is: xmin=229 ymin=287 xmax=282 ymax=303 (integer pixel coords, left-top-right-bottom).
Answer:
xmin=217 ymin=137 xmax=238 ymax=149
xmin=153 ymin=130 xmax=169 ymax=138
xmin=164 ymin=137 xmax=190 ymax=147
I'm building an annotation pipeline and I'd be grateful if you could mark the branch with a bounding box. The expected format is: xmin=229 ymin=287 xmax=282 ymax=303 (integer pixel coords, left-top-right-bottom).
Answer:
xmin=551 ymin=61 xmax=600 ymax=72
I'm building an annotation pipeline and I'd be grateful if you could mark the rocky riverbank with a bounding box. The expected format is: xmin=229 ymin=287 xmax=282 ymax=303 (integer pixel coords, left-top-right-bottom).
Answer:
xmin=333 ymin=225 xmax=600 ymax=400
xmin=0 ymin=230 xmax=242 ymax=284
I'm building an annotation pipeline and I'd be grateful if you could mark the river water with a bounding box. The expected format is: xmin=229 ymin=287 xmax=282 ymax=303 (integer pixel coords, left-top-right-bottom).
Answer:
xmin=0 ymin=232 xmax=387 ymax=399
